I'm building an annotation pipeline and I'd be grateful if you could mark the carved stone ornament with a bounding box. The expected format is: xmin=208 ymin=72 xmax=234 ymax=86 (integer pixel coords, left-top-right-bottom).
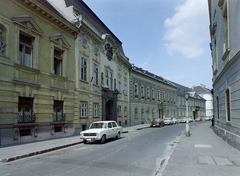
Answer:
xmin=105 ymin=43 xmax=113 ymax=61
xmin=0 ymin=29 xmax=6 ymax=56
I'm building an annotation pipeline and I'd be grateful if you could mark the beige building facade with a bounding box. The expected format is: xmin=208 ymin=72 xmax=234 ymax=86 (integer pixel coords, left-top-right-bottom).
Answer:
xmin=0 ymin=0 xmax=77 ymax=145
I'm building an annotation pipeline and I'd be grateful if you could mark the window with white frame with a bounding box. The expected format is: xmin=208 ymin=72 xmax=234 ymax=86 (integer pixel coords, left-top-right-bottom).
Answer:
xmin=80 ymin=102 xmax=88 ymax=118
xmin=19 ymin=34 xmax=33 ymax=68
xmin=93 ymin=64 xmax=99 ymax=85
xmin=93 ymin=103 xmax=99 ymax=118
xmin=81 ymin=57 xmax=87 ymax=81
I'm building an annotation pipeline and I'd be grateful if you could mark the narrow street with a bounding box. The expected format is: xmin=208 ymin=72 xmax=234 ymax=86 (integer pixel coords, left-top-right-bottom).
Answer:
xmin=0 ymin=123 xmax=188 ymax=176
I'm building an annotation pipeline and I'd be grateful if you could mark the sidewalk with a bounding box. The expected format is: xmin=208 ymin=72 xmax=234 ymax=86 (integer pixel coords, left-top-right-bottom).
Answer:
xmin=161 ymin=122 xmax=240 ymax=176
xmin=0 ymin=123 xmax=149 ymax=162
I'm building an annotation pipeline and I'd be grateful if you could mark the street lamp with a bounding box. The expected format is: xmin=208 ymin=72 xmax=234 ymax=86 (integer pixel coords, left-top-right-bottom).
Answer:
xmin=185 ymin=93 xmax=190 ymax=137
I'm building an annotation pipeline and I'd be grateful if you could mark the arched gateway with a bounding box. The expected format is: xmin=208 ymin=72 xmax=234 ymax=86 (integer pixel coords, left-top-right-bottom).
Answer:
xmin=102 ymin=87 xmax=119 ymax=121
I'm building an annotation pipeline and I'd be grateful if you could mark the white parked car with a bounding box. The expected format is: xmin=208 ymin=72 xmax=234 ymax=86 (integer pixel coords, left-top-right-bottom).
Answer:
xmin=172 ymin=118 xmax=179 ymax=124
xmin=164 ymin=118 xmax=174 ymax=125
xmin=80 ymin=121 xmax=122 ymax=144
xmin=180 ymin=117 xmax=187 ymax=123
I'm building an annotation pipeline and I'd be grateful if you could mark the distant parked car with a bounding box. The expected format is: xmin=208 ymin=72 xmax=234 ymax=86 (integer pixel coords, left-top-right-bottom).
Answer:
xmin=172 ymin=118 xmax=179 ymax=124
xmin=205 ymin=117 xmax=210 ymax=121
xmin=164 ymin=118 xmax=173 ymax=125
xmin=180 ymin=117 xmax=187 ymax=123
xmin=187 ymin=118 xmax=193 ymax=122
xmin=80 ymin=121 xmax=122 ymax=144
xmin=195 ymin=117 xmax=202 ymax=122
xmin=150 ymin=118 xmax=164 ymax=127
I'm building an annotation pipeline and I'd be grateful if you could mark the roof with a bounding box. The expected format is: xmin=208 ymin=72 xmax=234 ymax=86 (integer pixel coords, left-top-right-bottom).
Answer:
xmin=64 ymin=0 xmax=124 ymax=54
xmin=191 ymin=85 xmax=211 ymax=93
xmin=131 ymin=66 xmax=177 ymax=88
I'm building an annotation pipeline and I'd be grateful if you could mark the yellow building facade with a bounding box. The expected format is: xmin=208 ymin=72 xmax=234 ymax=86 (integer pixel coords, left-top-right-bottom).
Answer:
xmin=0 ymin=0 xmax=77 ymax=145
xmin=0 ymin=0 xmax=131 ymax=145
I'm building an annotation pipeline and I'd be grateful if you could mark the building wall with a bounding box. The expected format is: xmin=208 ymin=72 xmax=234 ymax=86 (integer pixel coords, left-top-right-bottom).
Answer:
xmin=209 ymin=0 xmax=240 ymax=150
xmin=0 ymin=0 xmax=77 ymax=145
xmin=129 ymin=68 xmax=177 ymax=125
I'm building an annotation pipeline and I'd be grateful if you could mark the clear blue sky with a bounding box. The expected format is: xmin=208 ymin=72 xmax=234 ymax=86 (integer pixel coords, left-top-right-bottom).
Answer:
xmin=83 ymin=0 xmax=212 ymax=89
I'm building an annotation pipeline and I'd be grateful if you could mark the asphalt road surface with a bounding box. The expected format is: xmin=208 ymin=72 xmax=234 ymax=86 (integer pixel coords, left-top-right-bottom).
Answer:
xmin=0 ymin=123 xmax=191 ymax=176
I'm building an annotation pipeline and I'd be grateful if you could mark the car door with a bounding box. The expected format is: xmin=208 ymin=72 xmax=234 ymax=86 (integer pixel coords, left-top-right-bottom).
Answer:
xmin=111 ymin=122 xmax=118 ymax=136
xmin=107 ymin=122 xmax=113 ymax=138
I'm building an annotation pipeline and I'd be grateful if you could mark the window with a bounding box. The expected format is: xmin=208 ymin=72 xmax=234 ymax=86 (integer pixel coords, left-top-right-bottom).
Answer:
xmin=135 ymin=108 xmax=138 ymax=120
xmin=124 ymin=80 xmax=127 ymax=95
xmin=118 ymin=77 xmax=121 ymax=92
xmin=147 ymin=87 xmax=150 ymax=99
xmin=81 ymin=57 xmax=87 ymax=81
xmin=54 ymin=49 xmax=62 ymax=76
xmin=216 ymin=96 xmax=219 ymax=120
xmin=124 ymin=106 xmax=127 ymax=117
xmin=108 ymin=122 xmax=112 ymax=128
xmin=93 ymin=103 xmax=99 ymax=118
xmin=93 ymin=64 xmax=99 ymax=85
xmin=152 ymin=89 xmax=155 ymax=100
xmin=222 ymin=1 xmax=229 ymax=53
xmin=80 ymin=102 xmax=88 ymax=118
xmin=53 ymin=100 xmax=64 ymax=122
xmin=134 ymin=84 xmax=138 ymax=98
xmin=105 ymin=70 xmax=109 ymax=86
xmin=18 ymin=97 xmax=34 ymax=123
xmin=141 ymin=86 xmax=144 ymax=99
xmin=19 ymin=34 xmax=33 ymax=67
xmin=110 ymin=72 xmax=113 ymax=90
xmin=118 ymin=106 xmax=122 ymax=117
xmin=158 ymin=90 xmax=160 ymax=101
xmin=226 ymin=89 xmax=230 ymax=122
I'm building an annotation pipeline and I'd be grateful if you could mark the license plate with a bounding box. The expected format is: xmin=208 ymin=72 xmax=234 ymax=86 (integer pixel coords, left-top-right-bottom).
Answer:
xmin=87 ymin=139 xmax=94 ymax=141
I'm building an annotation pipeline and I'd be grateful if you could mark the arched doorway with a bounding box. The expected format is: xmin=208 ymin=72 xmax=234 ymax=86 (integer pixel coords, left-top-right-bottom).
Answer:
xmin=106 ymin=99 xmax=113 ymax=120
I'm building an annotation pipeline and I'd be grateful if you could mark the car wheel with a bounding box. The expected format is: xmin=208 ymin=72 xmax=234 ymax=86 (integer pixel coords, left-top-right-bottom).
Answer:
xmin=83 ymin=140 xmax=87 ymax=144
xmin=116 ymin=132 xmax=120 ymax=139
xmin=100 ymin=135 xmax=106 ymax=144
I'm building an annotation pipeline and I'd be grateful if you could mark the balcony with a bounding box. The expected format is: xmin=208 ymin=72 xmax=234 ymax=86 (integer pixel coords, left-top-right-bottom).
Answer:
xmin=18 ymin=113 xmax=36 ymax=123
xmin=53 ymin=114 xmax=66 ymax=122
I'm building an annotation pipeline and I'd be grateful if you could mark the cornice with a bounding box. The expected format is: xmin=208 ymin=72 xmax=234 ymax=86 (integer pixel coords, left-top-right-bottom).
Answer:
xmin=11 ymin=0 xmax=78 ymax=35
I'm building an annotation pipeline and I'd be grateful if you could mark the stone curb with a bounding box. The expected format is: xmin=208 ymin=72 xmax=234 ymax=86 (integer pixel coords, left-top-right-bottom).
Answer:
xmin=0 ymin=141 xmax=83 ymax=163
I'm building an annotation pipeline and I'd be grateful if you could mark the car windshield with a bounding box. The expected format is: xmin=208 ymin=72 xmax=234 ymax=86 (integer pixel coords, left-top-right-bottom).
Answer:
xmin=89 ymin=123 xmax=107 ymax=129
xmin=165 ymin=118 xmax=171 ymax=120
xmin=154 ymin=119 xmax=160 ymax=121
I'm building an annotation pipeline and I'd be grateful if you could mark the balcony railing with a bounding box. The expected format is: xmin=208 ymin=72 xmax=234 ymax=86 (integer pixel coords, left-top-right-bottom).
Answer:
xmin=18 ymin=113 xmax=36 ymax=123
xmin=53 ymin=114 xmax=66 ymax=122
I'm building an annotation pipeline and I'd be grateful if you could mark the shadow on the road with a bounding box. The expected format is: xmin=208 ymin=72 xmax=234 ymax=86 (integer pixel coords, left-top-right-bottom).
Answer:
xmin=83 ymin=137 xmax=124 ymax=145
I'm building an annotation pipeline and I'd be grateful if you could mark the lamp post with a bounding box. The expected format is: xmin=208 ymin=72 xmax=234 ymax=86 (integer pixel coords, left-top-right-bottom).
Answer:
xmin=185 ymin=93 xmax=190 ymax=137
